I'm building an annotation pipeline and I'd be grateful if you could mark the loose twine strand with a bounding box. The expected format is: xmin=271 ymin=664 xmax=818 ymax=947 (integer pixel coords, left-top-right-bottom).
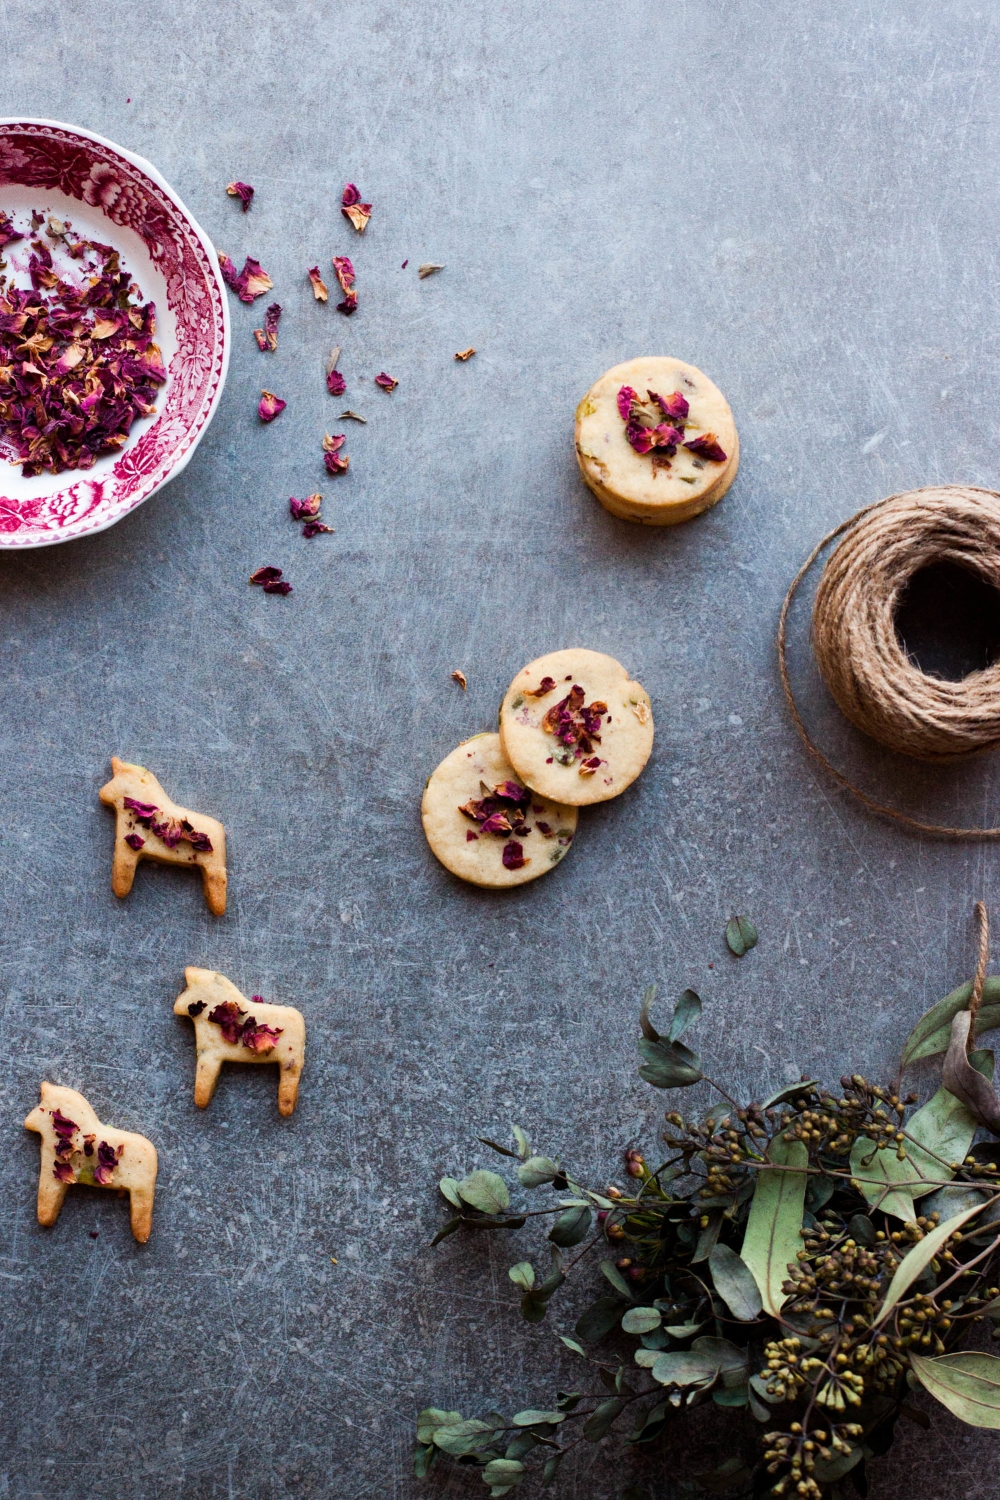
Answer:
xmin=777 ymin=486 xmax=1000 ymax=839
xmin=969 ymin=900 xmax=990 ymax=1052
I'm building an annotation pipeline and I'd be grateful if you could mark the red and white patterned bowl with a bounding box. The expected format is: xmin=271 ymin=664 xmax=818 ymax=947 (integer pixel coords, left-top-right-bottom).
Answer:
xmin=0 ymin=118 xmax=229 ymax=548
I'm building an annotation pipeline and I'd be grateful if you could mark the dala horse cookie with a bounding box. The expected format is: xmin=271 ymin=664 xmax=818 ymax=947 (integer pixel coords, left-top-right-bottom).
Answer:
xmin=174 ymin=968 xmax=306 ymax=1117
xmin=100 ymin=757 xmax=227 ymax=915
xmin=25 ymin=1082 xmax=158 ymax=1243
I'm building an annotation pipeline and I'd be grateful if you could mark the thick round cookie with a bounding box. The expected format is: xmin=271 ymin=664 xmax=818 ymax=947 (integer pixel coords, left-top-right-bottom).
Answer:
xmin=499 ymin=649 xmax=653 ymax=805
xmin=422 ymin=733 xmax=578 ymax=888
xmin=575 ymin=357 xmax=738 ymax=525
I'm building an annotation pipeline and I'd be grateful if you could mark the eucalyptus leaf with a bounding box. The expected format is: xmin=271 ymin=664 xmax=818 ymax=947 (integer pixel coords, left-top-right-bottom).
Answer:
xmin=621 ymin=1306 xmax=662 ymax=1335
xmin=600 ymin=1259 xmax=634 ymax=1299
xmin=813 ymin=1446 xmax=863 ymax=1482
xmin=576 ymin=1296 xmax=628 ymax=1342
xmin=712 ymin=1384 xmax=749 ymax=1408
xmin=508 ymin=1261 xmax=535 ymax=1291
xmin=909 ymin=1351 xmax=1000 ymax=1427
xmin=748 ymin=1372 xmax=782 ymax=1405
xmin=439 ymin=1176 xmax=464 ymax=1209
xmin=479 ymin=1136 xmax=521 ymax=1158
xmin=582 ymin=1397 xmax=623 ymax=1441
xmin=541 ymin=1453 xmax=564 ymax=1487
xmin=413 ymin=1443 xmax=435 ymax=1478
xmin=512 ymin=1125 xmax=531 ymax=1160
xmin=433 ymin=1417 xmax=498 ymax=1455
xmin=559 ymin=1335 xmax=585 ymax=1356
xmin=505 ymin=1431 xmax=537 ymax=1462
xmin=638 ymin=1035 xmax=703 ymax=1089
xmin=431 ymin=1216 xmax=462 ymax=1247
xmin=848 ymin=1213 xmax=877 ymax=1247
xmin=877 ymin=1200 xmax=987 ymax=1323
xmin=692 ymin=1211 xmax=723 ymax=1263
xmin=899 ymin=976 xmax=1000 ymax=1068
xmin=640 ymin=1327 xmax=671 ymax=1349
xmin=668 ymin=988 xmax=702 ymax=1043
xmin=740 ymin=1133 xmax=808 ymax=1315
xmin=748 ymin=1388 xmax=772 ymax=1422
xmin=696 ymin=1457 xmax=753 ymax=1492
xmin=725 ymin=915 xmax=758 ymax=956
xmin=805 ymin=1174 xmax=836 ymax=1215
xmin=417 ymin=1408 xmax=463 ymax=1444
xmin=692 ymin=1337 xmax=748 ymax=1375
xmin=458 ymin=1170 xmax=510 ymax=1215
xmin=709 ymin=1242 xmax=763 ymax=1322
xmin=482 ymin=1459 xmax=526 ymax=1487
xmin=518 ymin=1156 xmax=561 ymax=1188
xmin=848 ymin=1136 xmax=917 ymax=1223
xmin=512 ymin=1409 xmax=565 ymax=1427
xmin=664 ymin=1321 xmax=705 ymax=1338
xmin=549 ymin=1205 xmax=592 ymax=1247
xmin=761 ymin=1080 xmax=819 ymax=1109
xmin=639 ymin=984 xmax=659 ymax=1041
xmin=651 ymin=1349 xmax=719 ymax=1388
xmin=634 ymin=1349 xmax=660 ymax=1368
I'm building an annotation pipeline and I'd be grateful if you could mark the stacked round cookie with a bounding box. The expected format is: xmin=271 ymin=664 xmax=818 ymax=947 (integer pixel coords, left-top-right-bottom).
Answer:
xmin=421 ymin=649 xmax=654 ymax=887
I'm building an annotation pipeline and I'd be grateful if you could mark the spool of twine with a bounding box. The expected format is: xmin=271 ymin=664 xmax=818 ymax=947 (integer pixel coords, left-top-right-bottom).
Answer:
xmin=778 ymin=485 xmax=1000 ymax=839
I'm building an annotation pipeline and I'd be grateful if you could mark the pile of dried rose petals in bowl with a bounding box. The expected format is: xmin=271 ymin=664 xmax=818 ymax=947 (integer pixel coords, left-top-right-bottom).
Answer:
xmin=0 ymin=118 xmax=229 ymax=549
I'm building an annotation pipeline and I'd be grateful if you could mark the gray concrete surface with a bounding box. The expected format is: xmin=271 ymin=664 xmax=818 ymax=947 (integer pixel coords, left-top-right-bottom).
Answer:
xmin=1 ymin=1 xmax=1000 ymax=1495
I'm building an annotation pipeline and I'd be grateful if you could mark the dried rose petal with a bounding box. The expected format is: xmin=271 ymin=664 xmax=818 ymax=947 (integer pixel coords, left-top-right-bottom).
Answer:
xmin=649 ymin=389 xmax=689 ymax=422
xmin=240 ymin=258 xmax=273 ymax=301
xmin=418 ymin=264 xmax=444 ymax=279
xmin=451 ymin=669 xmax=467 ymax=689
xmin=308 ymin=266 xmax=329 ymax=301
xmin=253 ymin=302 xmax=282 ymax=352
xmin=258 ymin=390 xmax=286 ymax=422
xmin=341 ymin=184 xmax=372 ymax=233
xmin=322 ymin=432 xmax=346 ymax=453
xmin=684 ymin=432 xmax=728 ymax=463
xmin=226 ymin=181 xmax=255 ymax=212
xmin=375 ymin=372 xmax=398 ymax=392
xmin=150 ymin=814 xmax=184 ymax=849
xmin=0 ymin=210 xmax=24 ymax=249
xmin=53 ymin=1161 xmax=75 ymax=1183
xmin=326 ymin=368 xmax=346 ymax=396
xmin=332 ymin=256 xmax=355 ymax=294
xmin=525 ymin=676 xmax=556 ymax=697
xmin=187 ymin=1000 xmax=206 ymax=1016
xmin=324 ymin=452 xmax=350 ymax=476
xmin=218 ymin=251 xmax=239 ymax=287
xmin=124 ymin=833 xmax=145 ymax=851
xmin=186 ymin=828 xmax=214 ymax=853
xmin=264 ymin=578 xmax=292 ymax=595
xmin=337 ymin=290 xmax=358 ymax=315
xmin=617 ymin=385 xmax=638 ymax=421
xmin=535 ymin=821 xmax=553 ymax=836
xmin=51 ymin=1109 xmax=77 ymax=1140
xmin=302 ymin=520 xmax=334 ymax=538
xmin=93 ymin=1140 xmax=123 ymax=1186
xmin=454 ymin=348 xmax=476 ymax=361
xmin=340 ymin=409 xmax=366 ymax=422
xmin=241 ymin=1018 xmax=283 ymax=1053
xmin=502 ymin=841 xmax=528 ymax=870
xmin=208 ymin=1000 xmax=244 ymax=1044
xmin=250 ymin=565 xmax=284 ymax=585
xmin=290 ymin=493 xmax=323 ymax=522
xmin=466 ymin=830 xmax=478 ymax=841
xmin=123 ymin=797 xmax=159 ymax=820
xmin=480 ymin=811 xmax=514 ymax=835
xmin=625 ymin=420 xmax=655 ymax=454
xmin=652 ymin=424 xmax=684 ymax=450
xmin=493 ymin=781 xmax=527 ymax=803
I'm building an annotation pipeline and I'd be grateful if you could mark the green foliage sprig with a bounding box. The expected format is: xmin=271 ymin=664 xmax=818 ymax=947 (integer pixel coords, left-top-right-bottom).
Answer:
xmin=417 ymin=982 xmax=1000 ymax=1499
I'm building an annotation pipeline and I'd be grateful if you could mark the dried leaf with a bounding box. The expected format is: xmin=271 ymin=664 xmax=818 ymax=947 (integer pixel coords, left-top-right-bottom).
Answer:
xmin=508 ymin=1262 xmax=535 ymax=1290
xmin=455 ymin=347 xmax=476 ymax=360
xmin=909 ymin=1351 xmax=1000 ymax=1428
xmin=430 ymin=1216 xmax=462 ymax=1247
xmin=668 ymin=988 xmax=701 ymax=1043
xmin=621 ymin=1306 xmax=662 ymax=1335
xmin=650 ymin=1350 xmax=719 ymax=1388
xmin=876 ymin=1200 xmax=988 ymax=1324
xmin=511 ymin=1409 xmax=565 ymax=1427
xmin=582 ymin=1398 xmax=623 ymax=1441
xmin=899 ymin=975 xmax=1000 ymax=1068
xmin=452 ymin=669 xmax=468 ymax=689
xmin=943 ymin=1011 xmax=1000 ymax=1131
xmin=418 ymin=263 xmax=445 ymax=278
xmin=725 ymin=916 xmax=758 ymax=957
xmin=575 ymin=1296 xmax=628 ymax=1342
xmin=340 ymin=410 xmax=367 ymax=422
xmin=518 ymin=1156 xmax=560 ymax=1188
xmin=739 ymin=1133 xmax=807 ymax=1315
xmin=559 ymin=1335 xmax=585 ymax=1356
xmin=439 ymin=1176 xmax=463 ymax=1209
xmin=457 ymin=1169 xmax=510 ymax=1215
xmin=549 ymin=1205 xmax=592 ymax=1247
xmin=600 ymin=1259 xmax=633 ymax=1299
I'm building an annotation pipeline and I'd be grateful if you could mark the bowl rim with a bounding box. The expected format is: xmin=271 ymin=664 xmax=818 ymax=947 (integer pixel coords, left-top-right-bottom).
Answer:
xmin=0 ymin=115 xmax=231 ymax=549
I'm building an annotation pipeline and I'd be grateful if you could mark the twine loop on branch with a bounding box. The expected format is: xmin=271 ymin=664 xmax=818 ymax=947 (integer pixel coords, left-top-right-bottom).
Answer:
xmin=779 ymin=486 xmax=1000 ymax=839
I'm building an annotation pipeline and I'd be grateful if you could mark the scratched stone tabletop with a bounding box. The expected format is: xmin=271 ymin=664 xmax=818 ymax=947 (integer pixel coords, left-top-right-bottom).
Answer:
xmin=2 ymin=1 xmax=1000 ymax=1497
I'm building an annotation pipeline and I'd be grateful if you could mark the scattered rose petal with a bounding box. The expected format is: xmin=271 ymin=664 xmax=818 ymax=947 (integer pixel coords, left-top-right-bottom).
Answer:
xmin=332 ymin=256 xmax=355 ymax=294
xmin=418 ymin=263 xmax=444 ymax=279
xmin=451 ymin=669 xmax=467 ymax=689
xmin=375 ymin=371 xmax=398 ymax=392
xmin=258 ymin=389 xmax=286 ymax=422
xmin=226 ymin=181 xmax=255 ymax=212
xmin=337 ymin=290 xmax=358 ymax=315
xmin=290 ymin=493 xmax=323 ymax=521
xmin=264 ymin=579 xmax=292 ymax=595
xmin=454 ymin=347 xmax=476 ymax=361
xmin=0 ymin=210 xmax=24 ymax=248
xmin=322 ymin=432 xmax=346 ymax=453
xmin=502 ymin=841 xmax=528 ymax=870
xmin=253 ymin=302 xmax=282 ymax=352
xmin=616 ymin=385 xmax=638 ymax=421
xmin=684 ymin=432 xmax=728 ymax=463
xmin=324 ymin=452 xmax=350 ymax=476
xmin=221 ymin=255 xmax=273 ymax=303
xmin=401 ymin=259 xmax=409 ymax=269
xmin=250 ymin=566 xmax=292 ymax=594
xmin=218 ymin=251 xmax=239 ymax=286
xmin=540 ymin=686 xmax=609 ymax=765
xmin=241 ymin=1017 xmax=283 ymax=1053
xmin=308 ymin=266 xmax=329 ymax=301
xmin=124 ymin=833 xmax=145 ymax=851
xmin=341 ymin=183 xmax=372 ymax=233
xmin=302 ymin=520 xmax=335 ymax=538
xmin=649 ymin=389 xmax=689 ymax=422
xmin=340 ymin=409 xmax=366 ymax=422
xmin=326 ymin=368 xmax=346 ymax=395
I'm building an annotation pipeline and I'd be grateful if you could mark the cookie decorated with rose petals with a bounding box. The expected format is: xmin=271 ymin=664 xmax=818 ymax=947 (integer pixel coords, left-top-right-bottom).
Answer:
xmin=421 ymin=733 xmax=578 ymax=888
xmin=174 ymin=968 xmax=306 ymax=1117
xmin=575 ymin=357 xmax=738 ymax=525
xmin=99 ymin=757 xmax=227 ymax=915
xmin=25 ymin=1082 xmax=158 ymax=1243
xmin=499 ymin=649 xmax=653 ymax=805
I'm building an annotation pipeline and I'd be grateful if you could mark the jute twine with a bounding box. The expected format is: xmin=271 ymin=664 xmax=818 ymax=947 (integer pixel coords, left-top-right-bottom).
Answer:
xmin=968 ymin=900 xmax=990 ymax=1052
xmin=778 ymin=485 xmax=1000 ymax=839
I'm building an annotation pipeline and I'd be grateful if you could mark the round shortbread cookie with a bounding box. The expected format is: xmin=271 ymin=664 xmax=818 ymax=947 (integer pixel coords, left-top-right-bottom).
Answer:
xmin=421 ymin=732 xmax=578 ymax=888
xmin=499 ymin=649 xmax=653 ymax=806
xmin=575 ymin=357 xmax=738 ymax=525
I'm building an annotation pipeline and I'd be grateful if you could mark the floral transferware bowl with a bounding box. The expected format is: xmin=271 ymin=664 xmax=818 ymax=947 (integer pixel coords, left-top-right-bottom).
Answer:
xmin=0 ymin=118 xmax=229 ymax=548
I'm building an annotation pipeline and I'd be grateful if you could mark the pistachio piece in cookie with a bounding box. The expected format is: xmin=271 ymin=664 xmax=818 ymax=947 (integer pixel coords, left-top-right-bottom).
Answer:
xmin=499 ymin=649 xmax=653 ymax=805
xmin=421 ymin=732 xmax=578 ymax=888
xmin=575 ymin=357 xmax=738 ymax=525
xmin=99 ymin=757 xmax=227 ymax=915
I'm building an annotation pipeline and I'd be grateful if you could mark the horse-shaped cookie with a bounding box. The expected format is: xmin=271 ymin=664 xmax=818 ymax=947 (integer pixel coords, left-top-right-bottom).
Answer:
xmin=174 ymin=967 xmax=306 ymax=1117
xmin=99 ymin=757 xmax=227 ymax=915
xmin=24 ymin=1082 xmax=158 ymax=1243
